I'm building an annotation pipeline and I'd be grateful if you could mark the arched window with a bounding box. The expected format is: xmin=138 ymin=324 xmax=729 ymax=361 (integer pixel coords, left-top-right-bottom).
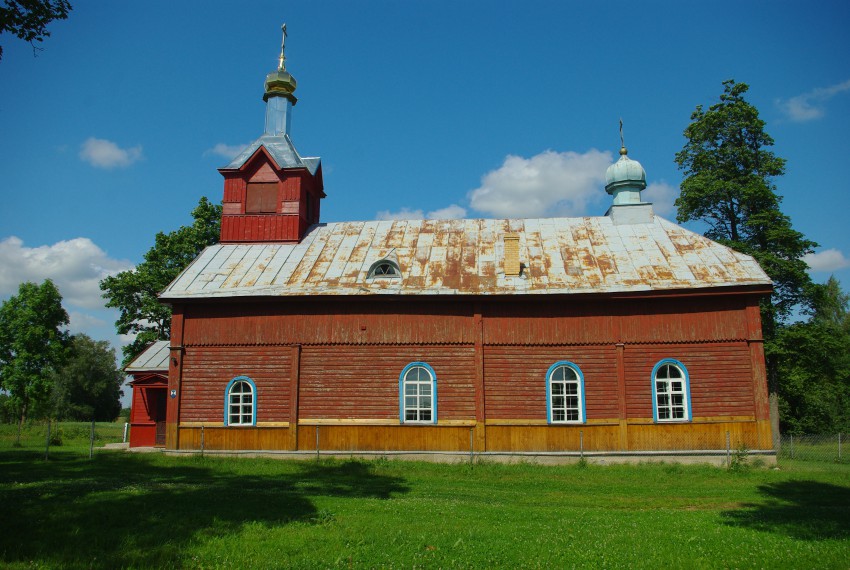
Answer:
xmin=367 ymin=259 xmax=401 ymax=279
xmin=224 ymin=376 xmax=256 ymax=426
xmin=546 ymin=362 xmax=586 ymax=424
xmin=652 ymin=359 xmax=691 ymax=422
xmin=399 ymin=363 xmax=437 ymax=424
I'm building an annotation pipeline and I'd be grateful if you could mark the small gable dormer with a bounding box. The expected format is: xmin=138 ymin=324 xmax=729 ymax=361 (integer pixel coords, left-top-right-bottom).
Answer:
xmin=218 ymin=24 xmax=324 ymax=244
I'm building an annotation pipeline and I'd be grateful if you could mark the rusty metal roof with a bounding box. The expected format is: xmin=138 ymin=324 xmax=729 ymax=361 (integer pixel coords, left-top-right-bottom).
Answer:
xmin=159 ymin=215 xmax=771 ymax=300
xmin=124 ymin=340 xmax=170 ymax=372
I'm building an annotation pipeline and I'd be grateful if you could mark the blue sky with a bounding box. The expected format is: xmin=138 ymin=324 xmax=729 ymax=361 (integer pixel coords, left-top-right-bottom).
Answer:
xmin=1 ymin=1 xmax=849 ymax=379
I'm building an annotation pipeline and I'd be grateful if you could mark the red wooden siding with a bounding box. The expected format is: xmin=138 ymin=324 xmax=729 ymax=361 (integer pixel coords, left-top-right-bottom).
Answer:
xmin=484 ymin=345 xmax=619 ymax=419
xmin=182 ymin=302 xmax=476 ymax=346
xmin=299 ymin=344 xmax=476 ymax=420
xmin=180 ymin=346 xmax=291 ymax=423
xmin=623 ymin=342 xmax=754 ymax=418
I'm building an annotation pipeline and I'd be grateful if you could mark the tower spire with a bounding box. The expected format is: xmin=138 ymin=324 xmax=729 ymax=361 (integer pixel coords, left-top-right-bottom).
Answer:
xmin=263 ymin=23 xmax=298 ymax=136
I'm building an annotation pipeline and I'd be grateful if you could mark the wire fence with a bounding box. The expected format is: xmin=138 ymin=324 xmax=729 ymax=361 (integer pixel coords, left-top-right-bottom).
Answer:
xmin=0 ymin=420 xmax=128 ymax=459
xmin=776 ymin=433 xmax=847 ymax=464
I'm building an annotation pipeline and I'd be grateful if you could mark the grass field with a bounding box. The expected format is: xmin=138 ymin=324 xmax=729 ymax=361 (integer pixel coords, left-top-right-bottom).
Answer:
xmin=0 ymin=429 xmax=848 ymax=570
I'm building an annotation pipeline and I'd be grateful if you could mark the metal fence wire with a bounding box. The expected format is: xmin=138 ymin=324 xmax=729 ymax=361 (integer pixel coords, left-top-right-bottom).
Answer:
xmin=777 ymin=433 xmax=846 ymax=464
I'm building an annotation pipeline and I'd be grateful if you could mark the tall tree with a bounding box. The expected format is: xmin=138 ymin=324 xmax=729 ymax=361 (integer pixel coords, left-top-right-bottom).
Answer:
xmin=0 ymin=0 xmax=72 ymax=60
xmin=100 ymin=197 xmax=221 ymax=365
xmin=675 ymin=80 xmax=817 ymax=335
xmin=775 ymin=276 xmax=850 ymax=433
xmin=0 ymin=279 xmax=68 ymax=441
xmin=674 ymin=80 xmax=818 ymax=435
xmin=51 ymin=333 xmax=123 ymax=421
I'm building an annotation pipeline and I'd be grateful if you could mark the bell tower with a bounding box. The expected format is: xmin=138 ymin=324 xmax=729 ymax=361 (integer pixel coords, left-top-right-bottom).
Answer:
xmin=218 ymin=24 xmax=325 ymax=243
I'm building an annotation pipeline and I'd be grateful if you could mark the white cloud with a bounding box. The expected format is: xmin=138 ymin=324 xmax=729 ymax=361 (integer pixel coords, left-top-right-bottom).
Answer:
xmin=204 ymin=143 xmax=248 ymax=160
xmin=376 ymin=207 xmax=425 ymax=221
xmin=0 ymin=236 xmax=133 ymax=309
xmin=643 ymin=181 xmax=678 ymax=217
xmin=468 ymin=149 xmax=612 ymax=218
xmin=427 ymin=204 xmax=467 ymax=220
xmin=803 ymin=249 xmax=850 ymax=272
xmin=776 ymin=79 xmax=850 ymax=122
xmin=79 ymin=137 xmax=143 ymax=169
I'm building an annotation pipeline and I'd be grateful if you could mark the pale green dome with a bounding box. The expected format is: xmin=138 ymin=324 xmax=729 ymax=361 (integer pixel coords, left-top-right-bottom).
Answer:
xmin=605 ymin=147 xmax=646 ymax=194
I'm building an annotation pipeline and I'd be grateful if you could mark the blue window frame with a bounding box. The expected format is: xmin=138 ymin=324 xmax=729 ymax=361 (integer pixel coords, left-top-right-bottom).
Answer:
xmin=399 ymin=362 xmax=437 ymax=424
xmin=224 ymin=376 xmax=257 ymax=426
xmin=651 ymin=359 xmax=692 ymax=422
xmin=546 ymin=361 xmax=586 ymax=424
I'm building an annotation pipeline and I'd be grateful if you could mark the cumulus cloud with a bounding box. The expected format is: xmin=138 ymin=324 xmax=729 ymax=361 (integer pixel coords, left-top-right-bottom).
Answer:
xmin=0 ymin=236 xmax=133 ymax=309
xmin=642 ymin=181 xmax=679 ymax=217
xmin=376 ymin=207 xmax=425 ymax=221
xmin=79 ymin=137 xmax=143 ymax=169
xmin=776 ymin=79 xmax=850 ymax=122
xmin=803 ymin=249 xmax=850 ymax=272
xmin=468 ymin=149 xmax=612 ymax=218
xmin=427 ymin=204 xmax=467 ymax=219
xmin=204 ymin=143 xmax=248 ymax=160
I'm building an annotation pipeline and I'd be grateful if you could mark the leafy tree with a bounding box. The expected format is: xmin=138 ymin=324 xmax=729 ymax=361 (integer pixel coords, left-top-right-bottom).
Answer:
xmin=100 ymin=197 xmax=221 ymax=365
xmin=51 ymin=333 xmax=123 ymax=421
xmin=675 ymin=80 xmax=817 ymax=336
xmin=775 ymin=276 xmax=850 ymax=433
xmin=0 ymin=0 xmax=72 ymax=60
xmin=0 ymin=279 xmax=68 ymax=441
xmin=674 ymin=80 xmax=818 ymax=435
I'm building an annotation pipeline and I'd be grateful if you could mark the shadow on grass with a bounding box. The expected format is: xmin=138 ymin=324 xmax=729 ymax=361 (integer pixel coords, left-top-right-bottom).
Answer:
xmin=722 ymin=480 xmax=850 ymax=541
xmin=0 ymin=450 xmax=409 ymax=568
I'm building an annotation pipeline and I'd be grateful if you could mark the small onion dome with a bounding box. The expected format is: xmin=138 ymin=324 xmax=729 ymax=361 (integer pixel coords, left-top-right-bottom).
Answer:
xmin=264 ymin=67 xmax=297 ymax=104
xmin=605 ymin=147 xmax=646 ymax=195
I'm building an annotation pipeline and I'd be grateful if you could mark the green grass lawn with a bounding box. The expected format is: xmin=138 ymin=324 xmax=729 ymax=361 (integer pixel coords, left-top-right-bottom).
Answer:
xmin=0 ymin=445 xmax=848 ymax=570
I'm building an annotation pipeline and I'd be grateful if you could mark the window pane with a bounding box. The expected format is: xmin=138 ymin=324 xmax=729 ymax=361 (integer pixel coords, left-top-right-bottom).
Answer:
xmin=566 ymin=396 xmax=578 ymax=409
xmin=668 ymin=366 xmax=682 ymax=378
xmin=672 ymin=381 xmax=682 ymax=393
xmin=657 ymin=394 xmax=670 ymax=407
xmin=553 ymin=410 xmax=564 ymax=421
xmin=552 ymin=396 xmax=565 ymax=408
xmin=405 ymin=396 xmax=417 ymax=408
xmin=419 ymin=396 xmax=431 ymax=409
xmin=656 ymin=381 xmax=667 ymax=393
xmin=564 ymin=367 xmax=578 ymax=380
xmin=552 ymin=367 xmax=564 ymax=381
xmin=565 ymin=383 xmax=577 ymax=395
xmin=658 ymin=408 xmax=670 ymax=419
xmin=672 ymin=407 xmax=684 ymax=419
xmin=566 ymin=410 xmax=578 ymax=421
xmin=420 ymin=383 xmax=431 ymax=396
xmin=405 ymin=410 xmax=417 ymax=421
xmin=552 ymin=383 xmax=564 ymax=395
xmin=672 ymin=394 xmax=683 ymax=406
xmin=405 ymin=384 xmax=416 ymax=396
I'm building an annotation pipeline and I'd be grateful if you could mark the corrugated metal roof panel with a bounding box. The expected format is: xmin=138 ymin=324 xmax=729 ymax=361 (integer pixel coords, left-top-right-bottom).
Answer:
xmin=124 ymin=340 xmax=170 ymax=372
xmin=160 ymin=214 xmax=772 ymax=300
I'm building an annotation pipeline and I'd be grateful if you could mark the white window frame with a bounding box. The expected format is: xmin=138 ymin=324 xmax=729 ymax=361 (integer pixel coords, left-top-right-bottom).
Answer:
xmin=224 ymin=376 xmax=256 ymax=426
xmin=399 ymin=362 xmax=437 ymax=424
xmin=546 ymin=361 xmax=586 ymax=424
xmin=367 ymin=259 xmax=401 ymax=279
xmin=651 ymin=359 xmax=692 ymax=422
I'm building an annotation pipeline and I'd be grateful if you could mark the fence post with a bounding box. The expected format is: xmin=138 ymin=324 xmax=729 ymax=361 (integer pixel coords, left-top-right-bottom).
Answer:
xmin=725 ymin=431 xmax=730 ymax=467
xmin=580 ymin=430 xmax=584 ymax=460
xmin=469 ymin=427 xmax=474 ymax=464
xmin=44 ymin=420 xmax=51 ymax=461
xmin=200 ymin=425 xmax=205 ymax=456
xmin=316 ymin=425 xmax=320 ymax=461
xmin=123 ymin=422 xmax=129 ymax=443
xmin=89 ymin=420 xmax=95 ymax=460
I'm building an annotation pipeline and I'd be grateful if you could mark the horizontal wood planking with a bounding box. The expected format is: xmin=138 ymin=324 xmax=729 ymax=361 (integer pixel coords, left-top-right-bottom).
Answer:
xmin=486 ymin=425 xmax=620 ymax=452
xmin=181 ymin=346 xmax=291 ymax=423
xmin=484 ymin=296 xmax=753 ymax=345
xmin=627 ymin=420 xmax=767 ymax=450
xmin=298 ymin=344 xmax=476 ymax=420
xmin=179 ymin=426 xmax=290 ymax=451
xmin=183 ymin=301 xmax=476 ymax=346
xmin=484 ymin=345 xmax=619 ymax=419
xmin=296 ymin=424 xmax=474 ymax=452
xmin=623 ymin=343 xmax=754 ymax=418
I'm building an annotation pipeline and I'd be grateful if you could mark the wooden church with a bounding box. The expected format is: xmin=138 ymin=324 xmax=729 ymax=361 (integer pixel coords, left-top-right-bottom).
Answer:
xmin=127 ymin=29 xmax=774 ymax=459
